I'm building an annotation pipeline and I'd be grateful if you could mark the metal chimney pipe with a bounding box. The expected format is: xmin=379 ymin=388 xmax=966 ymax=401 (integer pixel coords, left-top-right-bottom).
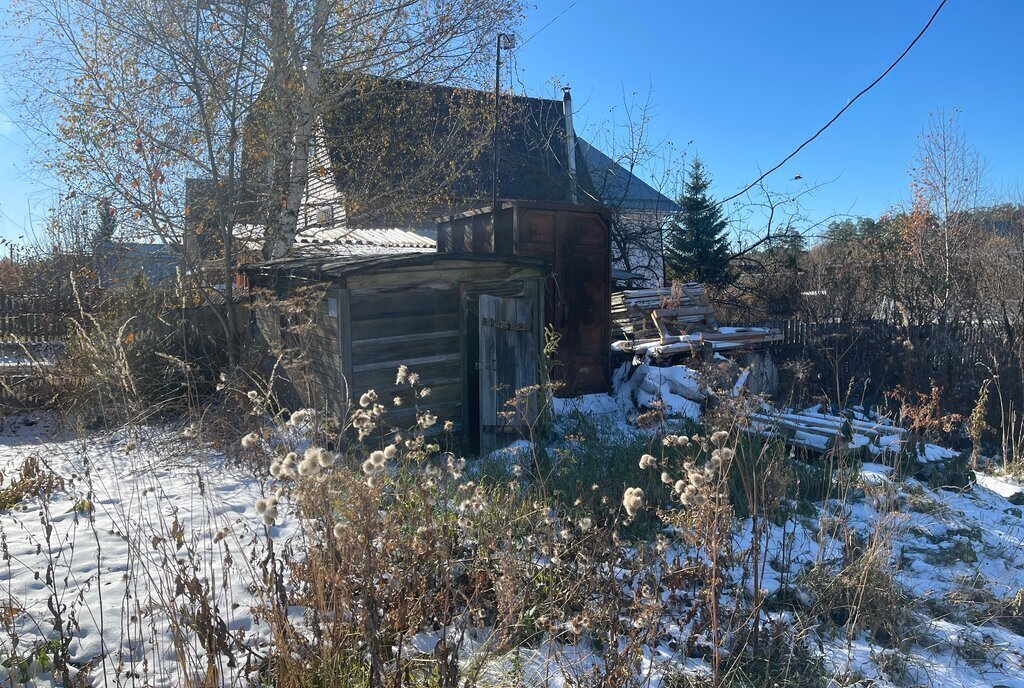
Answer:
xmin=562 ymin=86 xmax=578 ymax=205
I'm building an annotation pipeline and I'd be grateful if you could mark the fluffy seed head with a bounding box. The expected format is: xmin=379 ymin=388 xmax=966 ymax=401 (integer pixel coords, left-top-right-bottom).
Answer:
xmin=622 ymin=487 xmax=644 ymax=517
xmin=639 ymin=454 xmax=657 ymax=469
xmin=241 ymin=432 xmax=259 ymax=449
xmin=298 ymin=458 xmax=320 ymax=477
xmin=710 ymin=430 xmax=730 ymax=448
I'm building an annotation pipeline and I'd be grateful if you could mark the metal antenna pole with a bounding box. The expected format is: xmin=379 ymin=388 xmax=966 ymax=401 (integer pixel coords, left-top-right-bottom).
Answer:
xmin=492 ymin=33 xmax=514 ymax=245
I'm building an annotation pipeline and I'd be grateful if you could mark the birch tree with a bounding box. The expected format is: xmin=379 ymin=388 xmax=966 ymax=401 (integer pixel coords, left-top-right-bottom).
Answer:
xmin=8 ymin=0 xmax=521 ymax=353
xmin=895 ymin=109 xmax=984 ymax=326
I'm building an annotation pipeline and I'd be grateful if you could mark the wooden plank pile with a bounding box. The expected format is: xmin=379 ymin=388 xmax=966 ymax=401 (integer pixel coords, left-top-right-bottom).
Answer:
xmin=617 ymin=327 xmax=784 ymax=359
xmin=612 ymin=284 xmax=712 ymax=339
xmin=611 ymin=284 xmax=782 ymax=360
xmin=746 ymin=408 xmax=906 ymax=453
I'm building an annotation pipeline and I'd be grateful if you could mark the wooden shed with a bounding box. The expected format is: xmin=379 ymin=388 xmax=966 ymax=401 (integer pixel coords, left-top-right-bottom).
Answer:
xmin=436 ymin=200 xmax=612 ymax=397
xmin=243 ymin=252 xmax=547 ymax=453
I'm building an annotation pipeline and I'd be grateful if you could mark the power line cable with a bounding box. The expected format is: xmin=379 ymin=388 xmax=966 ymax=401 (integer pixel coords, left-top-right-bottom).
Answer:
xmin=524 ymin=0 xmax=581 ymax=47
xmin=719 ymin=0 xmax=948 ymax=207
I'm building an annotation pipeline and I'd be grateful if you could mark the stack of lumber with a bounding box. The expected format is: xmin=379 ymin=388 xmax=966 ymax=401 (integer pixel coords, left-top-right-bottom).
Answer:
xmin=614 ymin=327 xmax=783 ymax=359
xmin=611 ymin=283 xmax=782 ymax=360
xmin=612 ymin=283 xmax=712 ymax=339
xmin=747 ymin=407 xmax=906 ymax=453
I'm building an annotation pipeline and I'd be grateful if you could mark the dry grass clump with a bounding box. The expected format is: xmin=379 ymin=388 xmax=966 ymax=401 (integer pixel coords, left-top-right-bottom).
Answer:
xmin=0 ymin=455 xmax=66 ymax=511
xmin=228 ymin=356 xmax=829 ymax=687
xmin=801 ymin=537 xmax=910 ymax=646
xmin=41 ymin=277 xmax=226 ymax=427
xmin=994 ymin=588 xmax=1024 ymax=636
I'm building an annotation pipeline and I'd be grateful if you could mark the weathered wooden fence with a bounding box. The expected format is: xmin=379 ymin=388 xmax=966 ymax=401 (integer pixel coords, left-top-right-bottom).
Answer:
xmin=760 ymin=318 xmax=1023 ymax=418
xmin=0 ymin=293 xmax=77 ymax=342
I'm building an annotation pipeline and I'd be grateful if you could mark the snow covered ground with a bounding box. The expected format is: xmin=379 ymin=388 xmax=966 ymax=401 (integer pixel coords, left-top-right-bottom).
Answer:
xmin=0 ymin=413 xmax=283 ymax=686
xmin=4 ymin=381 xmax=1024 ymax=686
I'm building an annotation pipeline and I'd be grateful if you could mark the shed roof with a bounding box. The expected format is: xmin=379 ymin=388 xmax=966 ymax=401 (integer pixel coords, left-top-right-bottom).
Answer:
xmin=295 ymin=226 xmax=435 ymax=250
xmin=234 ymin=223 xmax=436 ymax=255
xmin=242 ymin=250 xmax=548 ymax=281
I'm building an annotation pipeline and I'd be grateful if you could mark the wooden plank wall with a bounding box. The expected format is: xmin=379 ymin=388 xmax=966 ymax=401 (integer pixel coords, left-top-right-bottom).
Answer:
xmin=303 ymin=288 xmax=347 ymax=418
xmin=262 ymin=260 xmax=545 ymax=443
xmin=347 ymin=283 xmax=464 ymax=432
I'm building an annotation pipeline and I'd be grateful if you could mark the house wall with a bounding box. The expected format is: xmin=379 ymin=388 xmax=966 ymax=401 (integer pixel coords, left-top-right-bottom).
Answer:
xmin=300 ymin=122 xmax=348 ymax=233
xmin=610 ymin=210 xmax=670 ymax=288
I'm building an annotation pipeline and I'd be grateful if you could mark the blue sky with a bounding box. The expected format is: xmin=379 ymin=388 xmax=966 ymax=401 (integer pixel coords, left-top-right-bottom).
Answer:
xmin=1 ymin=0 xmax=1022 ymax=243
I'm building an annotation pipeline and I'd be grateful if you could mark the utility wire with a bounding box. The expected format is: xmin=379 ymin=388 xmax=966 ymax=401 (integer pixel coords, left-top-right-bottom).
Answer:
xmin=518 ymin=0 xmax=582 ymax=48
xmin=719 ymin=0 xmax=948 ymax=207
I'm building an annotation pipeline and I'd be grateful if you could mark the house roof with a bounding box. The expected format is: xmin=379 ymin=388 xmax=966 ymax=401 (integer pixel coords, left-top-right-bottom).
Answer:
xmin=579 ymin=139 xmax=680 ymax=213
xmin=241 ymin=250 xmax=548 ymax=280
xmin=302 ymin=74 xmax=596 ymax=222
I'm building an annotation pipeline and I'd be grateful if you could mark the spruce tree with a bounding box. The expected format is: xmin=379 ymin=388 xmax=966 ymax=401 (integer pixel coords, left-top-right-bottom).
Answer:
xmin=664 ymin=158 xmax=734 ymax=288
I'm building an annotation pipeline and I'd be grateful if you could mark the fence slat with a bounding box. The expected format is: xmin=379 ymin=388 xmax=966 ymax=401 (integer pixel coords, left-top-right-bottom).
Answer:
xmin=761 ymin=317 xmax=1021 ymax=423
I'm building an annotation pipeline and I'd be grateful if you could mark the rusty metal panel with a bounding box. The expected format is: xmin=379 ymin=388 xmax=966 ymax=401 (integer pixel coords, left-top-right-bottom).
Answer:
xmin=437 ymin=201 xmax=611 ymax=397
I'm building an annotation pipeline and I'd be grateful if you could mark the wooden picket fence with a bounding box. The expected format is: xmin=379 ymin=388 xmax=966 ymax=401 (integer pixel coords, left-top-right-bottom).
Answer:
xmin=0 ymin=293 xmax=78 ymax=343
xmin=758 ymin=317 xmax=1023 ymax=418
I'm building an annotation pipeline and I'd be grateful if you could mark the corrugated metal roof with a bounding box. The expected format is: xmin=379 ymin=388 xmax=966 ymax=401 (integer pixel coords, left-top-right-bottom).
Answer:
xmin=233 ymin=223 xmax=436 ymax=257
xmin=242 ymin=251 xmax=548 ymax=280
xmin=295 ymin=226 xmax=435 ymax=249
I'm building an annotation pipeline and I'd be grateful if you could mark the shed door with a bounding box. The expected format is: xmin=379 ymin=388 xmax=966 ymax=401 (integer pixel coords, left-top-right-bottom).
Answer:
xmin=478 ymin=294 xmax=537 ymax=454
